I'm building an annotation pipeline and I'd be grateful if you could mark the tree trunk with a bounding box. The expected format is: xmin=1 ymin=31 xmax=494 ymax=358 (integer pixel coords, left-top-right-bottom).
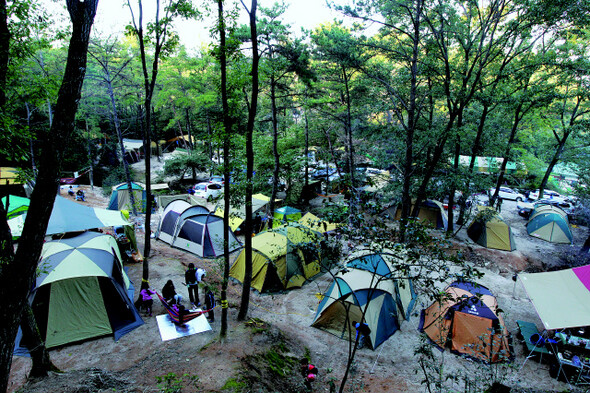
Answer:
xmin=20 ymin=304 xmax=59 ymax=378
xmin=238 ymin=0 xmax=259 ymax=321
xmin=0 ymin=2 xmax=97 ymax=390
xmin=268 ymin=75 xmax=279 ymax=229
xmin=217 ymin=0 xmax=230 ymax=338
xmin=0 ymin=0 xmax=9 ymax=108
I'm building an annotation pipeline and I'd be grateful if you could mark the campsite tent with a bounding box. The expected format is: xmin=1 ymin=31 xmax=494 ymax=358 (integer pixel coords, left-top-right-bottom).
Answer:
xmin=230 ymin=223 xmax=322 ymax=292
xmin=526 ymin=204 xmax=572 ymax=244
xmin=23 ymin=231 xmax=143 ymax=349
xmin=156 ymin=200 xmax=240 ymax=258
xmin=419 ymin=281 xmax=512 ymax=363
xmin=8 ymin=195 xmax=131 ymax=238
xmin=273 ymin=206 xmax=302 ymax=227
xmin=214 ymin=193 xmax=274 ymax=231
xmin=2 ymin=194 xmax=29 ymax=219
xmin=108 ymin=182 xmax=146 ymax=212
xmin=298 ymin=212 xmax=338 ymax=234
xmin=312 ymin=250 xmax=417 ymax=350
xmin=519 ymin=265 xmax=590 ymax=330
xmin=467 ymin=207 xmax=516 ymax=251
xmin=388 ymin=199 xmax=448 ymax=230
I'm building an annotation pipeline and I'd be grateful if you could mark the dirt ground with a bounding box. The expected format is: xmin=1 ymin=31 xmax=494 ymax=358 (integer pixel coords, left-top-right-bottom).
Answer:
xmin=7 ymin=183 xmax=590 ymax=393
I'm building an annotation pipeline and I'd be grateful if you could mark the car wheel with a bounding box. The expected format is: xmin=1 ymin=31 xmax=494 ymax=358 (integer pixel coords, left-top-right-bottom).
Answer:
xmin=516 ymin=197 xmax=522 ymax=202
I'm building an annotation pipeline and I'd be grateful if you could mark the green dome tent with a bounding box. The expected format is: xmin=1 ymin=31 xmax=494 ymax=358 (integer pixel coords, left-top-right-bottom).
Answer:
xmin=230 ymin=223 xmax=322 ymax=292
xmin=526 ymin=204 xmax=572 ymax=244
xmin=23 ymin=231 xmax=143 ymax=349
xmin=108 ymin=182 xmax=146 ymax=212
xmin=467 ymin=206 xmax=516 ymax=251
xmin=312 ymin=249 xmax=416 ymax=350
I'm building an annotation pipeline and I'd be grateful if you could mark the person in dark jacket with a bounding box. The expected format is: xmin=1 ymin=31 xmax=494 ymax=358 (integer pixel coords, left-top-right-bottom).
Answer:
xmin=185 ymin=263 xmax=199 ymax=306
xmin=204 ymin=285 xmax=215 ymax=322
xmin=162 ymin=280 xmax=183 ymax=305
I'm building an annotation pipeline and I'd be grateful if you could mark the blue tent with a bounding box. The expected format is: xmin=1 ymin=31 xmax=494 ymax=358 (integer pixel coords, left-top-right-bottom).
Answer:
xmin=108 ymin=182 xmax=146 ymax=212
xmin=8 ymin=195 xmax=130 ymax=238
xmin=312 ymin=250 xmax=417 ymax=350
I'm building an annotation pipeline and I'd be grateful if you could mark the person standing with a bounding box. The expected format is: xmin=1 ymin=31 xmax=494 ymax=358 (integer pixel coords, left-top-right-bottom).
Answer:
xmin=194 ymin=267 xmax=206 ymax=307
xmin=185 ymin=263 xmax=198 ymax=306
xmin=204 ymin=285 xmax=215 ymax=322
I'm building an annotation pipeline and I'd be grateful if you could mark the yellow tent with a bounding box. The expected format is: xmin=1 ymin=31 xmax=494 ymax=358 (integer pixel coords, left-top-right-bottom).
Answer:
xmin=230 ymin=223 xmax=322 ymax=292
xmin=298 ymin=212 xmax=339 ymax=233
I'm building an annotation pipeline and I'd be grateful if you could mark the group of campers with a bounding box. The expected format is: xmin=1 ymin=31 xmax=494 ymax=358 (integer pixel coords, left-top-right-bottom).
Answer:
xmin=135 ymin=263 xmax=215 ymax=324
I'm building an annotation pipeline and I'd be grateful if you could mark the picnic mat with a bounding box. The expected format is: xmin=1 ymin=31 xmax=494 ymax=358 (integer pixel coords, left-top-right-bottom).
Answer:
xmin=156 ymin=313 xmax=212 ymax=341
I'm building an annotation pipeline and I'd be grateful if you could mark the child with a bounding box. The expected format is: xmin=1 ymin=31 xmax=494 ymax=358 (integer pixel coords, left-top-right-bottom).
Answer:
xmin=299 ymin=358 xmax=318 ymax=391
xmin=138 ymin=281 xmax=156 ymax=316
xmin=204 ymin=285 xmax=215 ymax=322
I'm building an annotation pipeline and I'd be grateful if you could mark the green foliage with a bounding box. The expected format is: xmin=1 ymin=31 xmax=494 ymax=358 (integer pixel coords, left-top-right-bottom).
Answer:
xmin=221 ymin=377 xmax=247 ymax=391
xmin=155 ymin=372 xmax=199 ymax=393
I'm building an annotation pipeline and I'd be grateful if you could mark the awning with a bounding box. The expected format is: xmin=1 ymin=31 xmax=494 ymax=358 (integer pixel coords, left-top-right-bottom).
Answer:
xmin=519 ymin=265 xmax=590 ymax=330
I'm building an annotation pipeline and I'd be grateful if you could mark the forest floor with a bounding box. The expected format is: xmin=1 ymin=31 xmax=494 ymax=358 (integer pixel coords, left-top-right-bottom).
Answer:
xmin=7 ymin=176 xmax=590 ymax=393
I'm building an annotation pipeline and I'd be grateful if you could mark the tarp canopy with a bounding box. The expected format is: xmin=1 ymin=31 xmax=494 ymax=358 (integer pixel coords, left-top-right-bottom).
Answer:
xmin=419 ymin=281 xmax=512 ymax=363
xmin=526 ymin=204 xmax=572 ymax=244
xmin=519 ymin=265 xmax=590 ymax=330
xmin=8 ymin=195 xmax=130 ymax=238
xmin=23 ymin=231 xmax=142 ymax=349
xmin=298 ymin=212 xmax=339 ymax=234
xmin=2 ymin=195 xmax=29 ymax=219
xmin=312 ymin=249 xmax=417 ymax=350
xmin=230 ymin=223 xmax=321 ymax=292
xmin=467 ymin=206 xmax=516 ymax=251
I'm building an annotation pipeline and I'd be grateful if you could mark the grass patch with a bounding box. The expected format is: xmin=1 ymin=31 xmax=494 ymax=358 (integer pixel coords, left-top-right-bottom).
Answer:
xmin=221 ymin=377 xmax=247 ymax=391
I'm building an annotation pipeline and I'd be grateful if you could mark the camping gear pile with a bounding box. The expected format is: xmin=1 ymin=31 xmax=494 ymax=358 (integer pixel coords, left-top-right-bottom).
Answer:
xmin=419 ymin=281 xmax=512 ymax=363
xmin=312 ymin=249 xmax=417 ymax=350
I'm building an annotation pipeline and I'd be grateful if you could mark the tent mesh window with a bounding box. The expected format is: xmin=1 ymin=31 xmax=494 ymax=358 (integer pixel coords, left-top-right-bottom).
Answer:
xmin=177 ymin=220 xmax=204 ymax=244
xmin=161 ymin=211 xmax=180 ymax=235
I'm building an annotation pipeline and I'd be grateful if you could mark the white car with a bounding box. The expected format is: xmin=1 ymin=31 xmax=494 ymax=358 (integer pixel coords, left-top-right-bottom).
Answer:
xmin=528 ymin=189 xmax=561 ymax=201
xmin=489 ymin=186 xmax=526 ymax=202
xmin=193 ymin=182 xmax=223 ymax=201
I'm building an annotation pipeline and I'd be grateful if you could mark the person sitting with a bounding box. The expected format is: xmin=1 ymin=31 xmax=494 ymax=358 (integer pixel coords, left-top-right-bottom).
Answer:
xmin=76 ymin=189 xmax=85 ymax=201
xmin=67 ymin=186 xmax=75 ymax=197
xmin=162 ymin=279 xmax=183 ymax=305
xmin=138 ymin=281 xmax=156 ymax=317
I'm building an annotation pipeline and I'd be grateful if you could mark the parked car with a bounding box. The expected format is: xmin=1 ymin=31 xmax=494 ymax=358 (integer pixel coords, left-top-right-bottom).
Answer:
xmin=311 ymin=167 xmax=341 ymax=182
xmin=528 ymin=189 xmax=561 ymax=201
xmin=209 ymin=175 xmax=224 ymax=185
xmin=193 ymin=182 xmax=223 ymax=201
xmin=489 ymin=186 xmax=526 ymax=202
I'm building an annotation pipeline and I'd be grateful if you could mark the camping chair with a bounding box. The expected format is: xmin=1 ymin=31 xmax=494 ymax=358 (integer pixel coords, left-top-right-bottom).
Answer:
xmin=156 ymin=292 xmax=212 ymax=325
xmin=516 ymin=320 xmax=553 ymax=362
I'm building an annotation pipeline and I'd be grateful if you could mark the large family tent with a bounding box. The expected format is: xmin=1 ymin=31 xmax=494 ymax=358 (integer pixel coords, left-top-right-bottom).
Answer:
xmin=108 ymin=182 xmax=146 ymax=212
xmin=2 ymin=194 xmax=29 ymax=219
xmin=419 ymin=281 xmax=512 ymax=363
xmin=526 ymin=204 xmax=573 ymax=244
xmin=230 ymin=223 xmax=322 ymax=292
xmin=467 ymin=207 xmax=516 ymax=251
xmin=8 ymin=195 xmax=131 ymax=238
xmin=387 ymin=199 xmax=448 ymax=230
xmin=312 ymin=250 xmax=417 ymax=350
xmin=519 ymin=265 xmax=590 ymax=330
xmin=273 ymin=206 xmax=302 ymax=227
xmin=25 ymin=231 xmax=143 ymax=349
xmin=155 ymin=200 xmax=240 ymax=258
